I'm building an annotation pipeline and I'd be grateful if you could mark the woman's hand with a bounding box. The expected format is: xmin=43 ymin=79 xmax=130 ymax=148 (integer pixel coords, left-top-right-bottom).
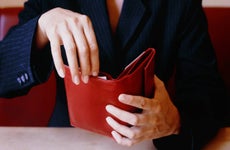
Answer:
xmin=36 ymin=8 xmax=99 ymax=84
xmin=203 ymin=127 xmax=230 ymax=150
xmin=105 ymin=75 xmax=181 ymax=146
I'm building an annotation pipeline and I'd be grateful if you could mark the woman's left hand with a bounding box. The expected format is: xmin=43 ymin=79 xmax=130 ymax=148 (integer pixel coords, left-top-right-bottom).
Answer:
xmin=105 ymin=75 xmax=181 ymax=146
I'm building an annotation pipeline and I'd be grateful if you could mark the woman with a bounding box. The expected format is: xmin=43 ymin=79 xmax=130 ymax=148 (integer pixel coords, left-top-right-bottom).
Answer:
xmin=0 ymin=0 xmax=228 ymax=149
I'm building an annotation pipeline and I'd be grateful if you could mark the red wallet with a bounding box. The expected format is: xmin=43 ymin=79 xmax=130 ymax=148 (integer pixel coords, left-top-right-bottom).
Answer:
xmin=64 ymin=48 xmax=156 ymax=137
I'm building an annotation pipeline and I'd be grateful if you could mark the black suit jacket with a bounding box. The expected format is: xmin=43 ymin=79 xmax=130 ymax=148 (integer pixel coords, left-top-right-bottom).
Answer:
xmin=0 ymin=0 xmax=229 ymax=149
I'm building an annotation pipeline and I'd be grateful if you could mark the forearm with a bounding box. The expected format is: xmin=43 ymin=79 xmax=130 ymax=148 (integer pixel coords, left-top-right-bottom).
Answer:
xmin=35 ymin=18 xmax=49 ymax=50
xmin=203 ymin=127 xmax=230 ymax=150
xmin=0 ymin=17 xmax=40 ymax=97
xmin=0 ymin=5 xmax=54 ymax=97
xmin=153 ymin=0 xmax=228 ymax=148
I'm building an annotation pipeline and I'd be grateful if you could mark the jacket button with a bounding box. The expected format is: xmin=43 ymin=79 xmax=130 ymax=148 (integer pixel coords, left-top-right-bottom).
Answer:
xmin=24 ymin=73 xmax=29 ymax=81
xmin=17 ymin=72 xmax=30 ymax=86
xmin=17 ymin=77 xmax=22 ymax=85
xmin=21 ymin=75 xmax=26 ymax=83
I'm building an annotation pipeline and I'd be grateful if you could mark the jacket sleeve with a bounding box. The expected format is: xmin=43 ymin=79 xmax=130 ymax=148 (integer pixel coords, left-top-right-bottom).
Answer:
xmin=0 ymin=0 xmax=53 ymax=98
xmin=154 ymin=0 xmax=229 ymax=149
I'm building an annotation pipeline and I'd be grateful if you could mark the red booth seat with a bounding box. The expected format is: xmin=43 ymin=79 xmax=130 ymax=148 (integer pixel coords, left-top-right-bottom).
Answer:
xmin=0 ymin=8 xmax=56 ymax=126
xmin=204 ymin=8 xmax=230 ymax=93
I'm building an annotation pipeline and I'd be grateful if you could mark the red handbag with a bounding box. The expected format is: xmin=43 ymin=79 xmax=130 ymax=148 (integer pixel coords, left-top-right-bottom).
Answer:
xmin=64 ymin=48 xmax=156 ymax=137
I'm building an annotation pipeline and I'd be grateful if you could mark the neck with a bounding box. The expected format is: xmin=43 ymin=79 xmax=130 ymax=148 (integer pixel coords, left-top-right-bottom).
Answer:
xmin=107 ymin=0 xmax=124 ymax=33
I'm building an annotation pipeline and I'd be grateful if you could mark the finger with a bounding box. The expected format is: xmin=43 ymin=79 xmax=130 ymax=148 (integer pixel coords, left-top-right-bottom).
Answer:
xmin=118 ymin=94 xmax=153 ymax=110
xmin=106 ymin=116 xmax=142 ymax=140
xmin=111 ymin=131 xmax=136 ymax=147
xmin=49 ymin=34 xmax=65 ymax=78
xmin=61 ymin=25 xmax=80 ymax=85
xmin=153 ymin=75 xmax=163 ymax=86
xmin=82 ymin=17 xmax=99 ymax=76
xmin=71 ymin=20 xmax=91 ymax=83
xmin=111 ymin=131 xmax=148 ymax=147
xmin=106 ymin=105 xmax=146 ymax=126
xmin=153 ymin=75 xmax=170 ymax=99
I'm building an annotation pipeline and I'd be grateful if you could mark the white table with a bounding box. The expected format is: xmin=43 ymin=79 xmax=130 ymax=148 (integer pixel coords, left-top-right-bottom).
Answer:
xmin=0 ymin=127 xmax=156 ymax=150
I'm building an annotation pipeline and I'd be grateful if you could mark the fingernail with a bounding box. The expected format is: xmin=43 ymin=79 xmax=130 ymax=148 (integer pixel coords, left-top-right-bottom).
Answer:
xmin=111 ymin=131 xmax=118 ymax=137
xmin=106 ymin=116 xmax=112 ymax=124
xmin=73 ymin=76 xmax=80 ymax=85
xmin=92 ymin=71 xmax=98 ymax=77
xmin=105 ymin=105 xmax=112 ymax=112
xmin=59 ymin=68 xmax=65 ymax=78
xmin=82 ymin=75 xmax=89 ymax=84
xmin=118 ymin=94 xmax=125 ymax=102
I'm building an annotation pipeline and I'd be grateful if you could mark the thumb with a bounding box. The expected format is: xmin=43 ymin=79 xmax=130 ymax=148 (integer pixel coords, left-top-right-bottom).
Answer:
xmin=153 ymin=75 xmax=167 ymax=99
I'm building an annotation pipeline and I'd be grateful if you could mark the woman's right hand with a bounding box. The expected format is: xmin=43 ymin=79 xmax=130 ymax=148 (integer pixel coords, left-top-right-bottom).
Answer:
xmin=36 ymin=7 xmax=99 ymax=84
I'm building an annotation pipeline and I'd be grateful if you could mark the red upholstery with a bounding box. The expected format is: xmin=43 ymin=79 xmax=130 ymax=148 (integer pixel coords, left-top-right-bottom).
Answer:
xmin=0 ymin=8 xmax=20 ymax=40
xmin=204 ymin=7 xmax=230 ymax=93
xmin=0 ymin=7 xmax=229 ymax=126
xmin=0 ymin=8 xmax=56 ymax=126
xmin=167 ymin=7 xmax=230 ymax=98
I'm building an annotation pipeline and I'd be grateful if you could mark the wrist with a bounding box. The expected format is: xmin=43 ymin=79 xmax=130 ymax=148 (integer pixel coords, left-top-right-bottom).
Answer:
xmin=35 ymin=17 xmax=48 ymax=50
xmin=172 ymin=107 xmax=181 ymax=135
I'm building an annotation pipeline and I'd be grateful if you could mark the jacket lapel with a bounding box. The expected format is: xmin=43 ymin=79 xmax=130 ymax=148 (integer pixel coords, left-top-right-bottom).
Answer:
xmin=116 ymin=0 xmax=147 ymax=49
xmin=78 ymin=0 xmax=148 ymax=54
xmin=77 ymin=0 xmax=149 ymax=75
xmin=79 ymin=0 xmax=115 ymax=61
